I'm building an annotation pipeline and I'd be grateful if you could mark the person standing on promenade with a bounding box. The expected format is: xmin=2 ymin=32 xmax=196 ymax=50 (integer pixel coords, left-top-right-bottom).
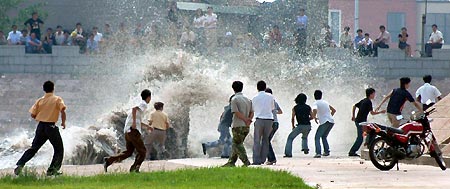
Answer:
xmin=202 ymin=95 xmax=234 ymax=158
xmin=104 ymin=89 xmax=152 ymax=173
xmin=376 ymin=77 xmax=422 ymax=128
xmin=416 ymin=75 xmax=442 ymax=111
xmin=312 ymin=90 xmax=336 ymax=158
xmin=265 ymin=88 xmax=282 ymax=165
xmin=145 ymin=102 xmax=170 ymax=160
xmin=14 ymin=81 xmax=67 ymax=176
xmin=349 ymin=88 xmax=386 ymax=157
xmin=223 ymin=81 xmax=253 ymax=167
xmin=251 ymin=81 xmax=274 ymax=165
xmin=284 ymin=93 xmax=313 ymax=157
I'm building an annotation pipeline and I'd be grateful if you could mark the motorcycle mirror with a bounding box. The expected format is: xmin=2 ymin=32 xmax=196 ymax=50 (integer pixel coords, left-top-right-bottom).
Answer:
xmin=396 ymin=115 xmax=403 ymax=120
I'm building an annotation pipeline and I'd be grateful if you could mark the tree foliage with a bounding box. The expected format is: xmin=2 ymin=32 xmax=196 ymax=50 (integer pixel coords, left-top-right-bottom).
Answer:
xmin=0 ymin=0 xmax=48 ymax=32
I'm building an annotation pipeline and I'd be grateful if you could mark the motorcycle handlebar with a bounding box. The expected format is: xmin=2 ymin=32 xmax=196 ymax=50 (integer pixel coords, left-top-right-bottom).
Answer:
xmin=425 ymin=108 xmax=436 ymax=116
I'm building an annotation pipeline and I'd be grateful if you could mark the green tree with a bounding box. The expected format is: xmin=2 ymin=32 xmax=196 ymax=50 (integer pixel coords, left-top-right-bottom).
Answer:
xmin=0 ymin=0 xmax=47 ymax=32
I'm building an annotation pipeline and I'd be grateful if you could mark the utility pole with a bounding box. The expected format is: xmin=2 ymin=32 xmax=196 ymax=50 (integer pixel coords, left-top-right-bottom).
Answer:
xmin=354 ymin=0 xmax=359 ymax=34
xmin=421 ymin=0 xmax=428 ymax=56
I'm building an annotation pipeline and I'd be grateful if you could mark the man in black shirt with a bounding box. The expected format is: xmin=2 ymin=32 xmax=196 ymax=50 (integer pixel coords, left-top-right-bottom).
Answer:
xmin=350 ymin=88 xmax=385 ymax=156
xmin=24 ymin=12 xmax=44 ymax=40
xmin=284 ymin=93 xmax=313 ymax=157
xmin=376 ymin=77 xmax=423 ymax=128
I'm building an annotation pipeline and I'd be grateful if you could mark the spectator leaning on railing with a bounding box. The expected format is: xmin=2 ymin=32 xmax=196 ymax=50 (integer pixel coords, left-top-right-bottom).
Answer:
xmin=19 ymin=30 xmax=28 ymax=45
xmin=358 ymin=33 xmax=373 ymax=56
xmin=43 ymin=28 xmax=55 ymax=53
xmin=54 ymin=26 xmax=65 ymax=46
xmin=0 ymin=31 xmax=7 ymax=45
xmin=25 ymin=32 xmax=44 ymax=53
xmin=340 ymin=26 xmax=353 ymax=49
xmin=354 ymin=29 xmax=364 ymax=50
xmin=7 ymin=25 xmax=22 ymax=45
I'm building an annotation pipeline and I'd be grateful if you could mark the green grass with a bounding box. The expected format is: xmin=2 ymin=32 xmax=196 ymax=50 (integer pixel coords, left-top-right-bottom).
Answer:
xmin=0 ymin=167 xmax=313 ymax=189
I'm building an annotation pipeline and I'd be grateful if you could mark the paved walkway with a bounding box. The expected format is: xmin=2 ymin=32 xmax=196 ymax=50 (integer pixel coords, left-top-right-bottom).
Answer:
xmin=1 ymin=156 xmax=449 ymax=189
xmin=171 ymin=156 xmax=450 ymax=189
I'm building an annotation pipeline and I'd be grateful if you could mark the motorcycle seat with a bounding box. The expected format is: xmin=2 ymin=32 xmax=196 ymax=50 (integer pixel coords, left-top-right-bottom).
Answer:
xmin=375 ymin=124 xmax=404 ymax=134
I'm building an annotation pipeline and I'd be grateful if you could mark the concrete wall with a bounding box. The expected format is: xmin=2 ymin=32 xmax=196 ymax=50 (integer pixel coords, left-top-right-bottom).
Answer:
xmin=324 ymin=48 xmax=450 ymax=78
xmin=2 ymin=46 xmax=450 ymax=77
xmin=371 ymin=49 xmax=450 ymax=78
xmin=0 ymin=46 xmax=92 ymax=74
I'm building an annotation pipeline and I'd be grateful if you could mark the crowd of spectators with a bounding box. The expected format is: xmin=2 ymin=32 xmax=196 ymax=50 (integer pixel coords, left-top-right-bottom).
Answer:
xmin=318 ymin=23 xmax=445 ymax=57
xmin=0 ymin=4 xmax=445 ymax=57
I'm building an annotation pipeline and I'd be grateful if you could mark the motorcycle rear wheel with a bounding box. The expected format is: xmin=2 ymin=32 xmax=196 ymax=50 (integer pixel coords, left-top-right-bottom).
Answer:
xmin=369 ymin=137 xmax=398 ymax=171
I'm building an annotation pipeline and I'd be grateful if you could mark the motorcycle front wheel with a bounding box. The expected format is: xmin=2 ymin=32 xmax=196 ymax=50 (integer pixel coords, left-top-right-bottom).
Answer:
xmin=369 ymin=137 xmax=398 ymax=171
xmin=430 ymin=151 xmax=447 ymax=171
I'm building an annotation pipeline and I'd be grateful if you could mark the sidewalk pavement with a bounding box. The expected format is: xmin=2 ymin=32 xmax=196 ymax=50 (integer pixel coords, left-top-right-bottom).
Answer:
xmin=170 ymin=155 xmax=450 ymax=189
xmin=1 ymin=155 xmax=449 ymax=189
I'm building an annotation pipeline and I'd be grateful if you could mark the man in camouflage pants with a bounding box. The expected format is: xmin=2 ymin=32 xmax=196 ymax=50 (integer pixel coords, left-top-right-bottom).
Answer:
xmin=223 ymin=81 xmax=253 ymax=167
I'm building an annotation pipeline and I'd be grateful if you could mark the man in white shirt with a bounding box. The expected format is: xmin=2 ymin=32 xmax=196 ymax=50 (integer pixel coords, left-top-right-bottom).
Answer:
xmin=358 ymin=33 xmax=373 ymax=56
xmin=104 ymin=89 xmax=152 ymax=173
xmin=7 ymin=25 xmax=22 ymax=45
xmin=54 ymin=26 xmax=65 ymax=45
xmin=416 ymin=75 xmax=442 ymax=111
xmin=92 ymin=27 xmax=103 ymax=42
xmin=425 ymin=24 xmax=444 ymax=57
xmin=373 ymin=25 xmax=391 ymax=57
xmin=312 ymin=90 xmax=336 ymax=158
xmin=251 ymin=81 xmax=275 ymax=165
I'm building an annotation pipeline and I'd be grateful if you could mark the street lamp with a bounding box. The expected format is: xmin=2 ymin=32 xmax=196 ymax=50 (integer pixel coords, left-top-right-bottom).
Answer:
xmin=421 ymin=0 xmax=428 ymax=57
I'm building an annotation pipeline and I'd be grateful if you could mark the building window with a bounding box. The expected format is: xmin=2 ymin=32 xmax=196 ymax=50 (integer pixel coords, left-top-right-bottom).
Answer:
xmin=425 ymin=13 xmax=450 ymax=44
xmin=387 ymin=12 xmax=406 ymax=42
xmin=329 ymin=10 xmax=341 ymax=45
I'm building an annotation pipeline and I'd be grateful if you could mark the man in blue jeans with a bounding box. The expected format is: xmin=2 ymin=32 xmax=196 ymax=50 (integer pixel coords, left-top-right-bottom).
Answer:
xmin=312 ymin=90 xmax=336 ymax=158
xmin=265 ymin=88 xmax=282 ymax=165
xmin=284 ymin=93 xmax=312 ymax=157
xmin=202 ymin=95 xmax=234 ymax=158
xmin=349 ymin=88 xmax=385 ymax=157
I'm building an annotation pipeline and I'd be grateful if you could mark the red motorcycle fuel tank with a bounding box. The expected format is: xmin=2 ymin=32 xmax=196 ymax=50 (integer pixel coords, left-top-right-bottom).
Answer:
xmin=399 ymin=122 xmax=424 ymax=135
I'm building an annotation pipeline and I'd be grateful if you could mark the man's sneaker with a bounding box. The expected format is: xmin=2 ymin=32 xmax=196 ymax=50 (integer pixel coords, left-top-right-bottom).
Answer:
xmin=14 ymin=165 xmax=24 ymax=175
xmin=201 ymin=143 xmax=207 ymax=155
xmin=348 ymin=153 xmax=360 ymax=157
xmin=243 ymin=161 xmax=251 ymax=167
xmin=221 ymin=163 xmax=236 ymax=167
xmin=313 ymin=154 xmax=321 ymax=158
xmin=265 ymin=161 xmax=276 ymax=165
xmin=251 ymin=162 xmax=262 ymax=165
xmin=322 ymin=152 xmax=330 ymax=157
xmin=303 ymin=149 xmax=309 ymax=155
xmin=103 ymin=157 xmax=111 ymax=173
xmin=220 ymin=155 xmax=230 ymax=159
xmin=283 ymin=155 xmax=292 ymax=158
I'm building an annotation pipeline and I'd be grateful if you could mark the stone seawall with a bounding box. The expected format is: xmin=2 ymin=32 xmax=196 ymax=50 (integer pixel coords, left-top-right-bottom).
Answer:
xmin=324 ymin=48 xmax=450 ymax=78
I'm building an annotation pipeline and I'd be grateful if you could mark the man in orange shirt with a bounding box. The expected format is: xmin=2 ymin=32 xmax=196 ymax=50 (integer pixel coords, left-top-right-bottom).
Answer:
xmin=14 ymin=81 xmax=67 ymax=176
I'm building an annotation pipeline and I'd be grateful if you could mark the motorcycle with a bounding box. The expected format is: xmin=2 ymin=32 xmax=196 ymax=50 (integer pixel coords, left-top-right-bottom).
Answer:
xmin=360 ymin=108 xmax=446 ymax=171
